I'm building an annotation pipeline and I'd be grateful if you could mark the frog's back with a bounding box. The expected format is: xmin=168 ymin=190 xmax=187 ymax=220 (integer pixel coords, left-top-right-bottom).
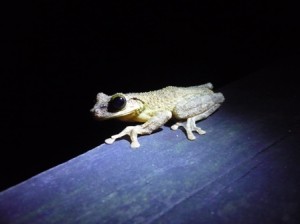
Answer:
xmin=128 ymin=84 xmax=214 ymax=111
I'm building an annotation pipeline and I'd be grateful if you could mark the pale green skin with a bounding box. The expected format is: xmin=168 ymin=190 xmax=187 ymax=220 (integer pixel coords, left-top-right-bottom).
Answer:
xmin=91 ymin=83 xmax=225 ymax=148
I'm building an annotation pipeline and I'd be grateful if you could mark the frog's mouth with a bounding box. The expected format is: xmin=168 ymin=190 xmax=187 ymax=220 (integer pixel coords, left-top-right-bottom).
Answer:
xmin=106 ymin=109 xmax=137 ymax=120
xmin=91 ymin=106 xmax=138 ymax=120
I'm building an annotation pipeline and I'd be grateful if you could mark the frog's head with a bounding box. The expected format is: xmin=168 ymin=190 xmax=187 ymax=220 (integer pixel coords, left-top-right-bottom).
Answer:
xmin=91 ymin=92 xmax=144 ymax=120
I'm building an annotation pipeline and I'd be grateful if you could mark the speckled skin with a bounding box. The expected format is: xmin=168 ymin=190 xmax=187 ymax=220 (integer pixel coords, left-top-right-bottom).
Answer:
xmin=91 ymin=83 xmax=225 ymax=148
xmin=125 ymin=85 xmax=214 ymax=118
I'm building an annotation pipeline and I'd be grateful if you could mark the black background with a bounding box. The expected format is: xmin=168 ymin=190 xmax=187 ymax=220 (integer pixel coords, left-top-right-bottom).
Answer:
xmin=1 ymin=1 xmax=299 ymax=191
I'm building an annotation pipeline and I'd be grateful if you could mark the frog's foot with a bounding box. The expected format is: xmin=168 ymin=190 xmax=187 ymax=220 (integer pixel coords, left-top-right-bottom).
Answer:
xmin=105 ymin=125 xmax=148 ymax=148
xmin=171 ymin=117 xmax=206 ymax=140
xmin=171 ymin=103 xmax=222 ymax=140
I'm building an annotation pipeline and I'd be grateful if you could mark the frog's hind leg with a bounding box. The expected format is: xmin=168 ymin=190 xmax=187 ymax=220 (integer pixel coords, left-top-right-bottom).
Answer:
xmin=171 ymin=104 xmax=221 ymax=140
xmin=171 ymin=93 xmax=224 ymax=140
xmin=171 ymin=92 xmax=224 ymax=140
xmin=171 ymin=117 xmax=206 ymax=140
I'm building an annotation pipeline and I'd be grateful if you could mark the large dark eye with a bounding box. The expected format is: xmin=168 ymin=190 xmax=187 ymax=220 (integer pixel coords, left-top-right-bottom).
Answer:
xmin=108 ymin=94 xmax=126 ymax=112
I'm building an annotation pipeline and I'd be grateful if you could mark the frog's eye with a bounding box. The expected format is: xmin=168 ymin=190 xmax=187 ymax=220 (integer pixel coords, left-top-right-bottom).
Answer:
xmin=108 ymin=94 xmax=126 ymax=112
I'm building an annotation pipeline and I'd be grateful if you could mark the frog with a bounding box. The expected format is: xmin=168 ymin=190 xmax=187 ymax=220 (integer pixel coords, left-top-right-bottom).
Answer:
xmin=90 ymin=83 xmax=225 ymax=148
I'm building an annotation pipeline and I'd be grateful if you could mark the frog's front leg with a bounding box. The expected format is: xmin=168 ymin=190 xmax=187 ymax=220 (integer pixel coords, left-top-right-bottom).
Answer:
xmin=105 ymin=111 xmax=172 ymax=148
xmin=171 ymin=93 xmax=225 ymax=140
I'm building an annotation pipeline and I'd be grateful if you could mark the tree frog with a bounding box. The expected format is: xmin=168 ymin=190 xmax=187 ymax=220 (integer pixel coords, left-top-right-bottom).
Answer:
xmin=91 ymin=83 xmax=225 ymax=148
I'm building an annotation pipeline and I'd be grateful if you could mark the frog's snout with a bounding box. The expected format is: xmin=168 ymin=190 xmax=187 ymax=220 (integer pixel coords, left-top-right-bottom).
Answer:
xmin=90 ymin=108 xmax=100 ymax=114
xmin=90 ymin=108 xmax=95 ymax=113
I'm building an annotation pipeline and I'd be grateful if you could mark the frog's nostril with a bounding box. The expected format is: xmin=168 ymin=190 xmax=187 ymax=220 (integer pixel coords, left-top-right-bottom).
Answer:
xmin=94 ymin=109 xmax=101 ymax=114
xmin=91 ymin=108 xmax=99 ymax=113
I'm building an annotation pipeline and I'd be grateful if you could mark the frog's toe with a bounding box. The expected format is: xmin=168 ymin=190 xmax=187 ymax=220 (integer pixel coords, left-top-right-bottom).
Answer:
xmin=187 ymin=133 xmax=196 ymax=140
xmin=171 ymin=124 xmax=178 ymax=130
xmin=130 ymin=141 xmax=140 ymax=148
xmin=195 ymin=127 xmax=206 ymax=135
xmin=105 ymin=138 xmax=115 ymax=144
xmin=171 ymin=123 xmax=180 ymax=130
